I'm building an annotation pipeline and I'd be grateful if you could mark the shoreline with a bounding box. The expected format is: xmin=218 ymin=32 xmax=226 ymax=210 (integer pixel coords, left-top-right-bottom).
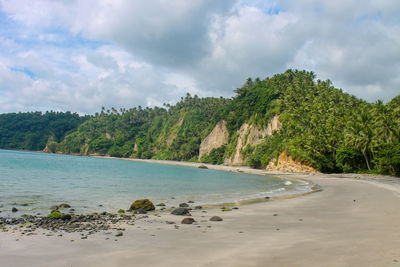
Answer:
xmin=2 ymin=152 xmax=400 ymax=266
xmin=1 ymin=172 xmax=400 ymax=266
xmin=93 ymin=155 xmax=321 ymax=206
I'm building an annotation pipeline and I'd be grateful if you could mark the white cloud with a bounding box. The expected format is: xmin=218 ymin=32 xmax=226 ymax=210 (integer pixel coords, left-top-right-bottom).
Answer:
xmin=0 ymin=0 xmax=399 ymax=114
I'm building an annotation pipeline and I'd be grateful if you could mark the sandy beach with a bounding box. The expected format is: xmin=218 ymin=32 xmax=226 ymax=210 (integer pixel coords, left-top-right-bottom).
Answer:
xmin=1 ymin=160 xmax=400 ymax=267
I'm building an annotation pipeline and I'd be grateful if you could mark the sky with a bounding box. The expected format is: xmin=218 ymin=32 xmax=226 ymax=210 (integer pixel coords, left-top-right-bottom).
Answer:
xmin=0 ymin=0 xmax=399 ymax=114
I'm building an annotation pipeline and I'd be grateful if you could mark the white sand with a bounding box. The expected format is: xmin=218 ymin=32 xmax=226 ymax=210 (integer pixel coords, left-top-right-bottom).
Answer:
xmin=1 ymin=160 xmax=400 ymax=267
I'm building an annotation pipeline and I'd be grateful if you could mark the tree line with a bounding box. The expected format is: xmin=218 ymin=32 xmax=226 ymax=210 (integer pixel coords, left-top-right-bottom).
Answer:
xmin=0 ymin=70 xmax=398 ymax=176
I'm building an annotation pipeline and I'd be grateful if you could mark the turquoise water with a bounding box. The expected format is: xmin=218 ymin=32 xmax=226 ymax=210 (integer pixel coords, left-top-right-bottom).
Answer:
xmin=0 ymin=149 xmax=312 ymax=216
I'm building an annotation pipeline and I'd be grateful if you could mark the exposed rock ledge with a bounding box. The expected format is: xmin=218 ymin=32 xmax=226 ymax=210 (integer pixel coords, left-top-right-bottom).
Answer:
xmin=225 ymin=115 xmax=282 ymax=166
xmin=266 ymin=150 xmax=318 ymax=173
xmin=199 ymin=120 xmax=229 ymax=160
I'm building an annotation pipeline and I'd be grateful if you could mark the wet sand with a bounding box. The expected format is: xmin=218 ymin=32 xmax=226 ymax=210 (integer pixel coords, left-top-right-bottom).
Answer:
xmin=1 ymin=161 xmax=400 ymax=267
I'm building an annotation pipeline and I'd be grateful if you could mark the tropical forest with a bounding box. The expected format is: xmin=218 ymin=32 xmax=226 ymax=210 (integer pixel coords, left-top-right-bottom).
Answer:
xmin=0 ymin=70 xmax=399 ymax=176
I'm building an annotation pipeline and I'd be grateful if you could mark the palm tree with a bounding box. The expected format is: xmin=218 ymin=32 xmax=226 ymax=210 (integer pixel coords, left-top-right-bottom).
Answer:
xmin=345 ymin=105 xmax=374 ymax=170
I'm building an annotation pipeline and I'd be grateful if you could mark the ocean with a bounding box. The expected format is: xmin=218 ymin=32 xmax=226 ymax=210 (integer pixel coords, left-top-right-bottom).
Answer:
xmin=0 ymin=149 xmax=312 ymax=216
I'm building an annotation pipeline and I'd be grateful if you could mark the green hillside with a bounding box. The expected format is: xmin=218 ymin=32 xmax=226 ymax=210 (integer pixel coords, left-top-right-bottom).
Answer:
xmin=1 ymin=70 xmax=399 ymax=176
xmin=0 ymin=111 xmax=89 ymax=151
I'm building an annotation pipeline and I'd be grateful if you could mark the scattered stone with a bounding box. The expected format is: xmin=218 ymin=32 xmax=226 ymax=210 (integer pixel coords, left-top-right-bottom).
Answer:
xmin=171 ymin=208 xmax=191 ymax=216
xmin=115 ymin=232 xmax=123 ymax=237
xmin=181 ymin=218 xmax=195 ymax=224
xmin=221 ymin=208 xmax=232 ymax=212
xmin=174 ymin=225 xmax=179 ymax=229
xmin=188 ymin=200 xmax=194 ymax=203
xmin=353 ymin=200 xmax=356 ymax=202
xmin=273 ymin=214 xmax=278 ymax=216
xmin=299 ymin=219 xmax=303 ymax=221
xmin=81 ymin=236 xmax=87 ymax=239
xmin=156 ymin=203 xmax=166 ymax=207
xmin=134 ymin=208 xmax=147 ymax=214
xmin=209 ymin=216 xmax=223 ymax=222
xmin=195 ymin=206 xmax=203 ymax=210
xmin=98 ymin=204 xmax=103 ymax=207
xmin=179 ymin=203 xmax=189 ymax=208
xmin=232 ymin=207 xmax=239 ymax=210
xmin=47 ymin=210 xmax=64 ymax=219
xmin=276 ymin=228 xmax=280 ymax=231
xmin=12 ymin=207 xmax=18 ymax=213
xmin=20 ymin=203 xmax=29 ymax=207
xmin=165 ymin=221 xmax=175 ymax=224
xmin=129 ymin=199 xmax=155 ymax=211
xmin=60 ymin=214 xmax=72 ymax=221
xmin=198 ymin=165 xmax=208 ymax=169
xmin=50 ymin=205 xmax=59 ymax=210
xmin=59 ymin=203 xmax=71 ymax=208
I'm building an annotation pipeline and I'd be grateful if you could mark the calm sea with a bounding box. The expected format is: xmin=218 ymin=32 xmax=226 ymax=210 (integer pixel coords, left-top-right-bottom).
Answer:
xmin=0 ymin=149 xmax=312 ymax=216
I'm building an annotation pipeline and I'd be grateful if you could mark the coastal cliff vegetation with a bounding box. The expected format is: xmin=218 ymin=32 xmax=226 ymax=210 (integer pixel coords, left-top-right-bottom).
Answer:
xmin=0 ymin=111 xmax=88 ymax=151
xmin=0 ymin=70 xmax=399 ymax=176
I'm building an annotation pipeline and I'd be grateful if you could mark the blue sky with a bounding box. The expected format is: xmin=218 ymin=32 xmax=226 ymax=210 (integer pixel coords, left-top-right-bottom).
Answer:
xmin=0 ymin=0 xmax=399 ymax=114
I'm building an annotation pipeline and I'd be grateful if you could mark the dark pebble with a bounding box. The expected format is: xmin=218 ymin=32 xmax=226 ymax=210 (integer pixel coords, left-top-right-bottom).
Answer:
xmin=171 ymin=208 xmax=191 ymax=216
xmin=134 ymin=208 xmax=147 ymax=214
xmin=209 ymin=216 xmax=223 ymax=222
xmin=181 ymin=218 xmax=195 ymax=224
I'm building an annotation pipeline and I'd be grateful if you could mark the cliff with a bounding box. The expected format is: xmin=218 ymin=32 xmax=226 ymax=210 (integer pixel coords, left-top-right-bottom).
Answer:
xmin=198 ymin=120 xmax=229 ymax=160
xmin=266 ymin=150 xmax=318 ymax=173
xmin=224 ymin=115 xmax=281 ymax=166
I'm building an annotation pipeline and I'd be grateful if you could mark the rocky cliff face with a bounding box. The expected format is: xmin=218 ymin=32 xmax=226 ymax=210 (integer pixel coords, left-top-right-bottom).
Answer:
xmin=198 ymin=120 xmax=229 ymax=160
xmin=224 ymin=115 xmax=281 ymax=166
xmin=266 ymin=150 xmax=318 ymax=173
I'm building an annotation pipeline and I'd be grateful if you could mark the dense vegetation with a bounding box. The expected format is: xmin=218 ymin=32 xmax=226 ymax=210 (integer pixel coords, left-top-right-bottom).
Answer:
xmin=0 ymin=111 xmax=89 ymax=151
xmin=0 ymin=70 xmax=398 ymax=176
xmin=57 ymin=94 xmax=229 ymax=161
